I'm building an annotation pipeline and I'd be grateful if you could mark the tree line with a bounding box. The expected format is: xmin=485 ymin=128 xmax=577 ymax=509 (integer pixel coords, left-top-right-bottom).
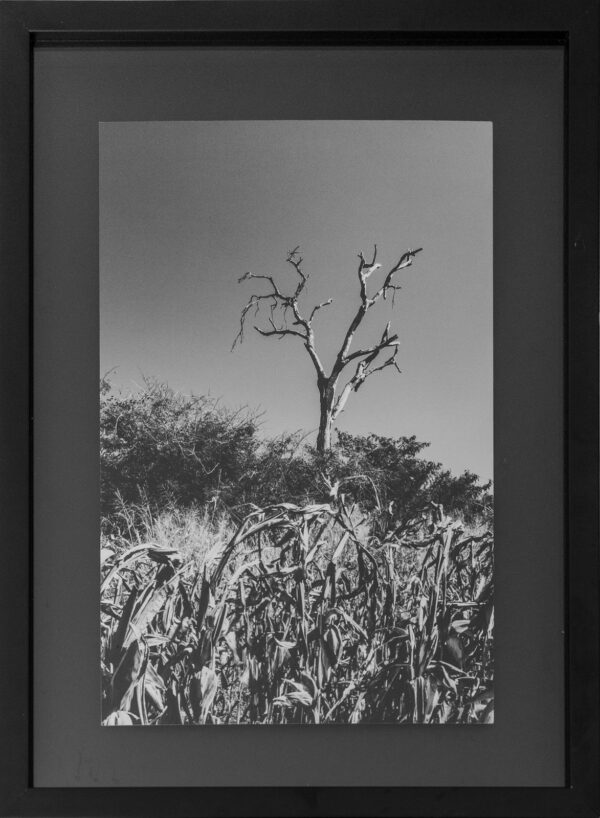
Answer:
xmin=101 ymin=378 xmax=492 ymax=530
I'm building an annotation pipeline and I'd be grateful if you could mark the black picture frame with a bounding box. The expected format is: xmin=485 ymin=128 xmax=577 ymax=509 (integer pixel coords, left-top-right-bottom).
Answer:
xmin=1 ymin=1 xmax=598 ymax=815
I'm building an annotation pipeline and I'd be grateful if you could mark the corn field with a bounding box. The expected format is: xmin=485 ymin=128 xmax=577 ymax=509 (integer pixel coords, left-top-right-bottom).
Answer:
xmin=101 ymin=490 xmax=494 ymax=726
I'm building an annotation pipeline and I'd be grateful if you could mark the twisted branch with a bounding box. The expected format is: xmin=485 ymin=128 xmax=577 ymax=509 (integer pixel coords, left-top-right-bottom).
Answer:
xmin=232 ymin=248 xmax=327 ymax=379
xmin=233 ymin=244 xmax=422 ymax=449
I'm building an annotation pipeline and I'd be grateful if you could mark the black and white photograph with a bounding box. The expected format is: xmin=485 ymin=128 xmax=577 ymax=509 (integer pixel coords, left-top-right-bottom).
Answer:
xmin=100 ymin=120 xmax=494 ymax=726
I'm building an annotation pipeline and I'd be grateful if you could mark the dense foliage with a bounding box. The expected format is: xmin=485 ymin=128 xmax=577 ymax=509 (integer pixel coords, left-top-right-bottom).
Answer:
xmin=101 ymin=380 xmax=492 ymax=528
xmin=101 ymin=497 xmax=494 ymax=726
xmin=100 ymin=378 xmax=258 ymax=514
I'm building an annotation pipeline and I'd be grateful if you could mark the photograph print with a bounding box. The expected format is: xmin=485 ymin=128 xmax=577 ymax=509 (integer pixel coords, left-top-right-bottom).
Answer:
xmin=100 ymin=121 xmax=494 ymax=726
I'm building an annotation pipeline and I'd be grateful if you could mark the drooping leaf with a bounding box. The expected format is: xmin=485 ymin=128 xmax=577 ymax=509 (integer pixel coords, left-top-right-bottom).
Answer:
xmin=189 ymin=666 xmax=219 ymax=724
xmin=111 ymin=638 xmax=147 ymax=712
xmin=102 ymin=710 xmax=135 ymax=726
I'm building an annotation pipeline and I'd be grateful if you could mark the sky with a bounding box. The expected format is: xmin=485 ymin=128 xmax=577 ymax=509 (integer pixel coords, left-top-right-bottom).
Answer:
xmin=100 ymin=121 xmax=492 ymax=481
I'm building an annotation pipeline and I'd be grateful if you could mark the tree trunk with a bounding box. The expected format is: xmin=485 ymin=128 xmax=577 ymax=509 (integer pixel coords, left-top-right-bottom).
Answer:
xmin=316 ymin=382 xmax=335 ymax=453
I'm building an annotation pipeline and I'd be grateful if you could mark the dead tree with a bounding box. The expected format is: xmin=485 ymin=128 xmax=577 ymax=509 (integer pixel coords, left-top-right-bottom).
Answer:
xmin=233 ymin=245 xmax=422 ymax=453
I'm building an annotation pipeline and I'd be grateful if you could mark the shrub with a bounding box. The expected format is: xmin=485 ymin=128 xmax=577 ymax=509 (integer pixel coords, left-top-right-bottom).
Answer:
xmin=101 ymin=378 xmax=259 ymax=517
xmin=328 ymin=431 xmax=492 ymax=527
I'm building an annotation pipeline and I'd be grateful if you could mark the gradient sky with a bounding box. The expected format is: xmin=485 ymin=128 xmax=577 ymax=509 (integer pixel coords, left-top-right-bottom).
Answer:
xmin=100 ymin=121 xmax=492 ymax=481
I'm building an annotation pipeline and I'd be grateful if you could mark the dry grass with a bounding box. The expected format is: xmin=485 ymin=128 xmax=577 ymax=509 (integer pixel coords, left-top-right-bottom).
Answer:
xmin=102 ymin=499 xmax=234 ymax=569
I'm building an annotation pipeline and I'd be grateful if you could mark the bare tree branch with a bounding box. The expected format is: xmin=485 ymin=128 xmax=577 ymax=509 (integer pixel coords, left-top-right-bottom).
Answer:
xmin=330 ymin=247 xmax=421 ymax=379
xmin=238 ymin=270 xmax=284 ymax=297
xmin=255 ymin=325 xmax=307 ymax=340
xmin=309 ymin=298 xmax=333 ymax=322
xmin=343 ymin=321 xmax=400 ymax=364
xmin=286 ymin=247 xmax=310 ymax=298
xmin=371 ymin=248 xmax=422 ymax=304
xmin=232 ymin=248 xmax=327 ymax=380
xmin=357 ymin=244 xmax=380 ymax=302
xmin=233 ymin=244 xmax=421 ymax=452
xmin=332 ymin=327 xmax=401 ymax=420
